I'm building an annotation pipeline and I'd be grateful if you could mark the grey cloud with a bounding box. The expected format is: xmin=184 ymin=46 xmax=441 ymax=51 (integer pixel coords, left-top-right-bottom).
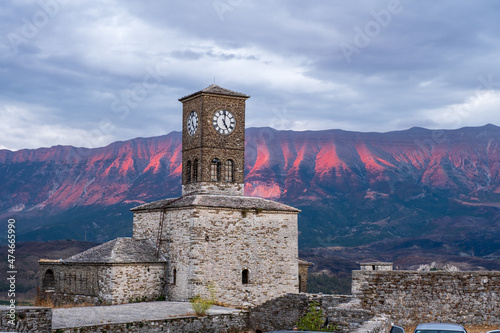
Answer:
xmin=1 ymin=0 xmax=500 ymax=150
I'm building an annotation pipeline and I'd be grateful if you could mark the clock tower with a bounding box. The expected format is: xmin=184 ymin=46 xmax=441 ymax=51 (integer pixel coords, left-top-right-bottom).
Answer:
xmin=40 ymin=84 xmax=303 ymax=311
xmin=179 ymin=84 xmax=249 ymax=196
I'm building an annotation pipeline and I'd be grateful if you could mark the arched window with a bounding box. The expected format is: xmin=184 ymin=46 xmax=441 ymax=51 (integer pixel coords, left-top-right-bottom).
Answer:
xmin=193 ymin=159 xmax=199 ymax=182
xmin=186 ymin=160 xmax=192 ymax=183
xmin=225 ymin=159 xmax=234 ymax=182
xmin=173 ymin=268 xmax=177 ymax=285
xmin=211 ymin=158 xmax=221 ymax=181
xmin=43 ymin=269 xmax=55 ymax=291
xmin=242 ymin=269 xmax=249 ymax=284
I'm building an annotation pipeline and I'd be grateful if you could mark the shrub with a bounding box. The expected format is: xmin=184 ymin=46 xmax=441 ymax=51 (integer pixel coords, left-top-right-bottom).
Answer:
xmin=190 ymin=282 xmax=217 ymax=316
xmin=296 ymin=301 xmax=336 ymax=332
xmin=190 ymin=295 xmax=213 ymax=316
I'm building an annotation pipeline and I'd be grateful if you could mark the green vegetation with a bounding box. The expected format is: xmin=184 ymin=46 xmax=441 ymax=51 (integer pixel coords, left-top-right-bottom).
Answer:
xmin=308 ymin=272 xmax=351 ymax=295
xmin=2 ymin=204 xmax=135 ymax=243
xmin=296 ymin=301 xmax=336 ymax=332
xmin=190 ymin=282 xmax=217 ymax=316
xmin=129 ymin=295 xmax=149 ymax=303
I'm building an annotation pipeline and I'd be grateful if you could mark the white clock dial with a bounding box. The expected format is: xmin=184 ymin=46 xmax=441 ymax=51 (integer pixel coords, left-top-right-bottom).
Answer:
xmin=187 ymin=111 xmax=198 ymax=136
xmin=212 ymin=110 xmax=235 ymax=135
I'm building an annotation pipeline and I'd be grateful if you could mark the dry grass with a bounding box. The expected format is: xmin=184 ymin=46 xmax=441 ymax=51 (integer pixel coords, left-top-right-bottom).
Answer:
xmin=34 ymin=297 xmax=54 ymax=308
xmin=35 ymin=298 xmax=94 ymax=308
xmin=212 ymin=301 xmax=234 ymax=308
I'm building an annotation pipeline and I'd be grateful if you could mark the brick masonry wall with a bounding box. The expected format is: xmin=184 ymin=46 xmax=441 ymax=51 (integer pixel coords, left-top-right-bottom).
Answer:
xmin=352 ymin=270 xmax=500 ymax=326
xmin=0 ymin=306 xmax=52 ymax=333
xmin=134 ymin=206 xmax=299 ymax=308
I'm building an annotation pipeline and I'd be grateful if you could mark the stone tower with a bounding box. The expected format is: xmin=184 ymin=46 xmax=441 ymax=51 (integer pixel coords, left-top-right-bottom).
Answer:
xmin=38 ymin=84 xmax=306 ymax=309
xmin=131 ymin=84 xmax=300 ymax=308
xmin=180 ymin=84 xmax=249 ymax=196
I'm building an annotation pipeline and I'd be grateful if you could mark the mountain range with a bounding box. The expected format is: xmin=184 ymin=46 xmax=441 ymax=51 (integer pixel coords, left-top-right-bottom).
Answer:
xmin=2 ymin=125 xmax=500 ymax=266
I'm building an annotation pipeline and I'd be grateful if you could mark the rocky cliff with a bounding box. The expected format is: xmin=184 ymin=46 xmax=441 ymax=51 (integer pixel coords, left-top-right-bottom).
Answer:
xmin=2 ymin=125 xmax=499 ymax=257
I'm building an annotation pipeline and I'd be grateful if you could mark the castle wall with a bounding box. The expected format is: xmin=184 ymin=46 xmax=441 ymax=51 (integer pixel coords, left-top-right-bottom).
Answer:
xmin=2 ymin=295 xmax=391 ymax=333
xmin=248 ymin=293 xmax=354 ymax=332
xmin=39 ymin=262 xmax=166 ymax=306
xmin=352 ymin=270 xmax=500 ymax=326
xmin=51 ymin=311 xmax=250 ymax=333
xmin=0 ymin=306 xmax=52 ymax=333
xmin=133 ymin=206 xmax=299 ymax=307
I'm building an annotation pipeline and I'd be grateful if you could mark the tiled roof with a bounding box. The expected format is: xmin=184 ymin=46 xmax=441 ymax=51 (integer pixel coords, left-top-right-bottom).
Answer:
xmin=178 ymin=84 xmax=250 ymax=101
xmin=130 ymin=194 xmax=299 ymax=213
xmin=64 ymin=238 xmax=164 ymax=263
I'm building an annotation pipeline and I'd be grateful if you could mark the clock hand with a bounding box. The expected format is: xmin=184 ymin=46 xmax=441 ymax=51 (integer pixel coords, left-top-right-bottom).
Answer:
xmin=219 ymin=116 xmax=227 ymax=129
xmin=222 ymin=111 xmax=228 ymax=128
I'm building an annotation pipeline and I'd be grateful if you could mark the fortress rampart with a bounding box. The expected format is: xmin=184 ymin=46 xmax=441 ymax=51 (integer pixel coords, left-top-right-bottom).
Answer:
xmin=352 ymin=268 xmax=500 ymax=326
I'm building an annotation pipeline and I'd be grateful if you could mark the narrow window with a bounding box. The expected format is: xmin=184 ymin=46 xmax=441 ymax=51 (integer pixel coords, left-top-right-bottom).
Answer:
xmin=193 ymin=159 xmax=198 ymax=182
xmin=186 ymin=160 xmax=192 ymax=183
xmin=211 ymin=158 xmax=221 ymax=181
xmin=225 ymin=159 xmax=234 ymax=182
xmin=43 ymin=269 xmax=55 ymax=291
xmin=173 ymin=268 xmax=177 ymax=285
xmin=242 ymin=269 xmax=249 ymax=284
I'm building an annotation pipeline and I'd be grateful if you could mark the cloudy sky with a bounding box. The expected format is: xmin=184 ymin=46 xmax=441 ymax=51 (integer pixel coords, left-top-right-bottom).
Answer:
xmin=1 ymin=0 xmax=500 ymax=150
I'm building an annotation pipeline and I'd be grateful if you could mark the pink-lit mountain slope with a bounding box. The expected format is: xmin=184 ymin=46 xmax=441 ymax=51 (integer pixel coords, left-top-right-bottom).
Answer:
xmin=0 ymin=132 xmax=182 ymax=213
xmin=1 ymin=125 xmax=500 ymax=255
xmin=244 ymin=125 xmax=500 ymax=200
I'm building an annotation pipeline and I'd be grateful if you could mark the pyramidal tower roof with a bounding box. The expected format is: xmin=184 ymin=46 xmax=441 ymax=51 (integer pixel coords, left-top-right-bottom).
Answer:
xmin=179 ymin=84 xmax=250 ymax=102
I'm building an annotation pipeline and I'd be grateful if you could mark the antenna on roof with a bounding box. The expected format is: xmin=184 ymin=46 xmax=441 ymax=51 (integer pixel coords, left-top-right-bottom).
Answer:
xmin=213 ymin=77 xmax=216 ymax=84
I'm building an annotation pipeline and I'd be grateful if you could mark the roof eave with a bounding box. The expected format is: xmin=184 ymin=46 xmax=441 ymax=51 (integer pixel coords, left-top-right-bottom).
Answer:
xmin=178 ymin=91 xmax=250 ymax=103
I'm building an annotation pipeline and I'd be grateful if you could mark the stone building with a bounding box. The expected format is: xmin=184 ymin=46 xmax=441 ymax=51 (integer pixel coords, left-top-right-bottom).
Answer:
xmin=39 ymin=238 xmax=166 ymax=305
xmin=39 ymin=85 xmax=308 ymax=308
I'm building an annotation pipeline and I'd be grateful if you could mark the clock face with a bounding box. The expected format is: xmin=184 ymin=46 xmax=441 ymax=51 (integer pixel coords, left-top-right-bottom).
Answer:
xmin=187 ymin=111 xmax=198 ymax=136
xmin=212 ymin=110 xmax=236 ymax=135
